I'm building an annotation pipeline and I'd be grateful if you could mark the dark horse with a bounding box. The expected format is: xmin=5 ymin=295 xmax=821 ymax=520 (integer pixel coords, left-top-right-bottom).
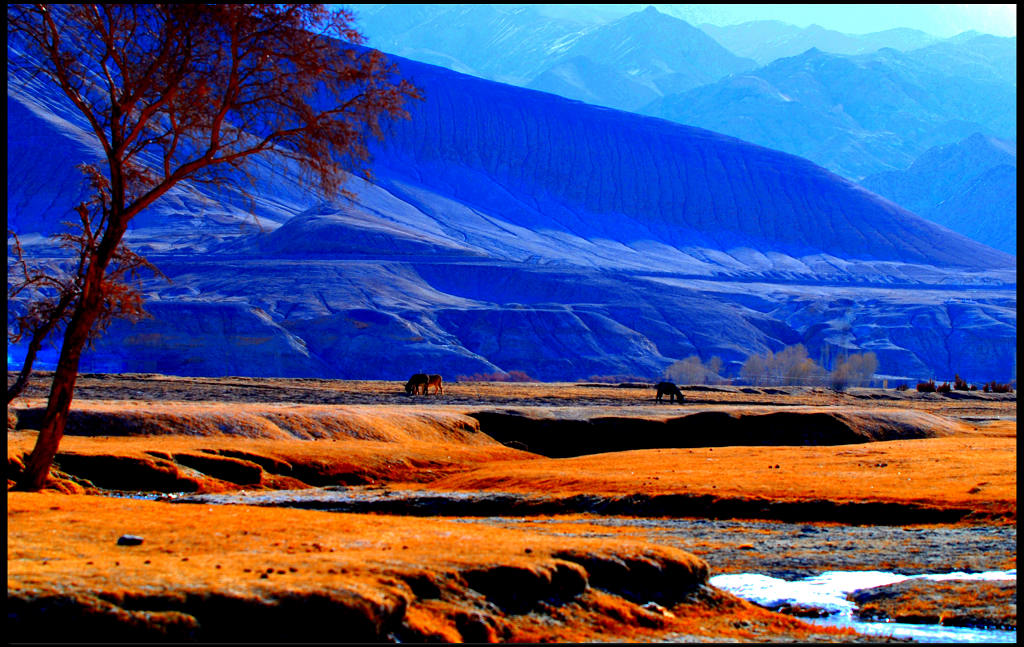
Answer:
xmin=655 ymin=381 xmax=685 ymax=403
xmin=405 ymin=373 xmax=429 ymax=395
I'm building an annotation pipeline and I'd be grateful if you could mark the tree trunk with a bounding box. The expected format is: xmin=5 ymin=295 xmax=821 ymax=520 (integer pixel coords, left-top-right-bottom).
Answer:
xmin=14 ymin=300 xmax=99 ymax=490
xmin=6 ymin=296 xmax=70 ymax=405
xmin=6 ymin=331 xmax=44 ymax=405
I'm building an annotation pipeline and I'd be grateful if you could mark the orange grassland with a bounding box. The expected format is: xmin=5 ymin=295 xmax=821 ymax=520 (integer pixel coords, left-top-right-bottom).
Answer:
xmin=420 ymin=423 xmax=1017 ymax=521
xmin=8 ymin=492 xmax=868 ymax=642
xmin=6 ymin=377 xmax=1017 ymax=641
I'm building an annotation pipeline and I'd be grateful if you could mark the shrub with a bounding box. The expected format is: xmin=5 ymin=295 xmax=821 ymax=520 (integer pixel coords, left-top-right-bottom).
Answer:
xmin=916 ymin=380 xmax=936 ymax=393
xmin=936 ymin=382 xmax=952 ymax=393
xmin=983 ymin=381 xmax=1014 ymax=393
xmin=584 ymin=374 xmax=649 ymax=384
xmin=895 ymin=383 xmax=909 ymax=391
xmin=505 ymin=370 xmax=536 ymax=383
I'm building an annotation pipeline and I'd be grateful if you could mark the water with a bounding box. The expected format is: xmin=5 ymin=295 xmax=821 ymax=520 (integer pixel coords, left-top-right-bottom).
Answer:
xmin=710 ymin=570 xmax=1016 ymax=643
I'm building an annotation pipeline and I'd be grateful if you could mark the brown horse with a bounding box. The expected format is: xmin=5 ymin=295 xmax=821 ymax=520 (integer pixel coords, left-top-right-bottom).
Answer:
xmin=655 ymin=381 xmax=684 ymax=403
xmin=405 ymin=373 xmax=428 ymax=395
xmin=425 ymin=374 xmax=443 ymax=395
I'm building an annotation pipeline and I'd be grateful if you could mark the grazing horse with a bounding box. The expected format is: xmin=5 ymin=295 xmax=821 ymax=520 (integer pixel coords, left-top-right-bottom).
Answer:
xmin=655 ymin=381 xmax=685 ymax=403
xmin=425 ymin=374 xmax=443 ymax=395
xmin=405 ymin=373 xmax=429 ymax=395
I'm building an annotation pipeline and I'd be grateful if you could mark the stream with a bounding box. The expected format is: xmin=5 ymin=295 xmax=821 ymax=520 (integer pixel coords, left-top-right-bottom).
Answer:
xmin=710 ymin=570 xmax=1017 ymax=643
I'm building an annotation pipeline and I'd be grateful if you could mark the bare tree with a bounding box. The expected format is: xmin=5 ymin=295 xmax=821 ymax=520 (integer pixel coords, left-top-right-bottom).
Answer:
xmin=8 ymin=4 xmax=422 ymax=490
xmin=705 ymin=356 xmax=723 ymax=383
xmin=740 ymin=344 xmax=826 ymax=386
xmin=829 ymin=352 xmax=878 ymax=390
xmin=664 ymin=354 xmax=724 ymax=385
xmin=7 ymin=166 xmax=162 ymax=404
xmin=664 ymin=355 xmax=704 ymax=385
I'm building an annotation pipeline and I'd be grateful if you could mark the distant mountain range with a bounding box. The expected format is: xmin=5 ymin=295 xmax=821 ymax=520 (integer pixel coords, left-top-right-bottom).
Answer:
xmin=350 ymin=4 xmax=1016 ymax=255
xmin=699 ymin=20 xmax=940 ymax=65
xmin=355 ymin=4 xmax=757 ymax=111
xmin=531 ymin=6 xmax=756 ymax=100
xmin=6 ymin=32 xmax=1016 ymax=383
xmin=640 ymin=43 xmax=1016 ymax=180
xmin=860 ymin=133 xmax=1016 ymax=255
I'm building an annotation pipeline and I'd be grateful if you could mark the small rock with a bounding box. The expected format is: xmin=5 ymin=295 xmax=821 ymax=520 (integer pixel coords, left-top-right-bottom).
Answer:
xmin=117 ymin=534 xmax=144 ymax=546
xmin=641 ymin=601 xmax=676 ymax=618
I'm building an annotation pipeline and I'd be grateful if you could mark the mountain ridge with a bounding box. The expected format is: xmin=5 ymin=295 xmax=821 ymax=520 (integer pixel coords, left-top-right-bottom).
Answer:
xmin=640 ymin=45 xmax=1015 ymax=180
xmin=860 ymin=133 xmax=1016 ymax=255
xmin=699 ymin=20 xmax=941 ymax=64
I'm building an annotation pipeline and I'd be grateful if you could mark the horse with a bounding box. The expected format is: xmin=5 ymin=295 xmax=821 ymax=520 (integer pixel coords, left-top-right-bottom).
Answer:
xmin=425 ymin=374 xmax=443 ymax=395
xmin=405 ymin=373 xmax=429 ymax=395
xmin=655 ymin=381 xmax=685 ymax=403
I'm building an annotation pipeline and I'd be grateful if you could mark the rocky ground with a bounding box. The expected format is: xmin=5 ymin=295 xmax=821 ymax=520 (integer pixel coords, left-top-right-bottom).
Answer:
xmin=7 ymin=372 xmax=1016 ymax=642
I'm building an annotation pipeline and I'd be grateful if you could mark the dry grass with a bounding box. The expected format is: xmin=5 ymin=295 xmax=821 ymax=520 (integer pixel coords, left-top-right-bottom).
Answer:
xmin=7 ymin=492 xmax=863 ymax=642
xmin=11 ymin=372 xmax=1018 ymax=417
xmin=7 ymin=400 xmax=535 ymax=493
xmin=420 ymin=434 xmax=1016 ymax=521
xmin=850 ymin=578 xmax=1016 ymax=629
xmin=6 ymin=375 xmax=1015 ymax=641
xmin=8 ymin=397 xmax=1015 ymax=522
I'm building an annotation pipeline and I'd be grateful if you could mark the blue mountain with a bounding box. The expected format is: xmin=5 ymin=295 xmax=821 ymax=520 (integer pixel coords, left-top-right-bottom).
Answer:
xmin=6 ymin=43 xmax=1016 ymax=384
xmin=356 ymin=5 xmax=757 ymax=112
xmin=699 ymin=21 xmax=940 ymax=65
xmin=641 ymin=46 xmax=1016 ymax=181
xmin=860 ymin=134 xmax=1016 ymax=255
xmin=365 ymin=53 xmax=1010 ymax=272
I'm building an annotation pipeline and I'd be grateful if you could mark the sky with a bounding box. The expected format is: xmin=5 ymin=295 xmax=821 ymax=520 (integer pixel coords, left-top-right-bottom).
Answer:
xmin=343 ymin=5 xmax=1016 ymax=38
xmin=653 ymin=4 xmax=1017 ymax=37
